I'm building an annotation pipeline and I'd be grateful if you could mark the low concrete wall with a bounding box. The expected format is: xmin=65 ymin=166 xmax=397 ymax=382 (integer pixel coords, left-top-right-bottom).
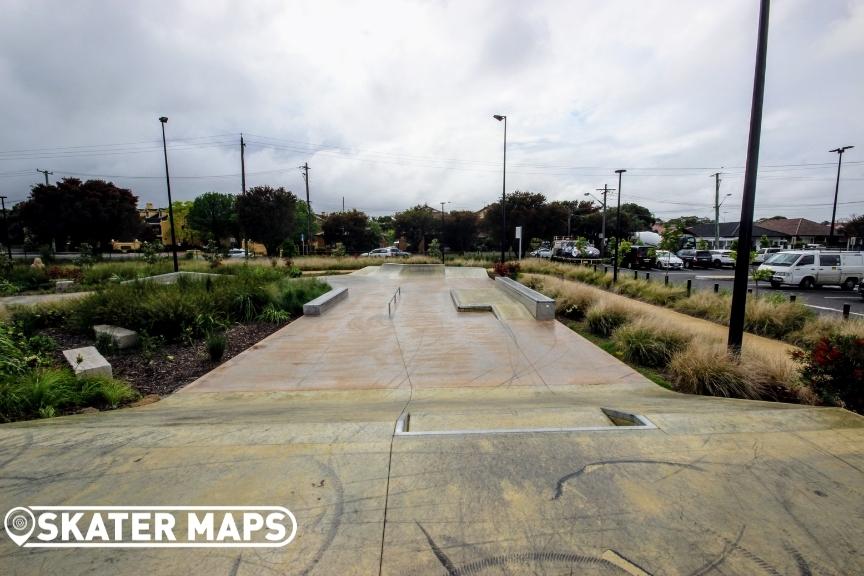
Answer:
xmin=121 ymin=271 xmax=222 ymax=285
xmin=303 ymin=287 xmax=348 ymax=316
xmin=494 ymin=276 xmax=555 ymax=320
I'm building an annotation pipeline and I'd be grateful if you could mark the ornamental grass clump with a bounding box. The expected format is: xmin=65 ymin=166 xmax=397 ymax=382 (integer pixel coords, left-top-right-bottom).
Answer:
xmin=613 ymin=319 xmax=691 ymax=368
xmin=668 ymin=344 xmax=763 ymax=399
xmin=585 ymin=303 xmax=632 ymax=338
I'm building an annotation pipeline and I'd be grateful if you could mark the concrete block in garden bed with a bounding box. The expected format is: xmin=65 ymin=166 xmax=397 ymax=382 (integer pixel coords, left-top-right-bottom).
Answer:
xmin=93 ymin=324 xmax=140 ymax=350
xmin=55 ymin=280 xmax=75 ymax=293
xmin=63 ymin=346 xmax=112 ymax=379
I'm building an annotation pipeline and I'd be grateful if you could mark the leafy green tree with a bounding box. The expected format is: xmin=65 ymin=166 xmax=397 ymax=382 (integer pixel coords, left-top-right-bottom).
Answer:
xmin=759 ymin=235 xmax=771 ymax=248
xmin=443 ymin=210 xmax=478 ymax=252
xmin=660 ymin=224 xmax=683 ymax=252
xmin=293 ymin=200 xmax=320 ymax=250
xmin=17 ymin=178 xmax=142 ymax=252
xmin=696 ymin=238 xmax=709 ymax=250
xmin=841 ymin=214 xmax=864 ymax=240
xmin=666 ymin=215 xmax=711 ymax=229
xmin=235 ymin=186 xmax=297 ymax=256
xmin=428 ymin=239 xmax=442 ymax=259
xmin=187 ymin=192 xmax=236 ymax=244
xmin=394 ymin=204 xmax=439 ymax=253
xmin=321 ymin=209 xmax=377 ymax=253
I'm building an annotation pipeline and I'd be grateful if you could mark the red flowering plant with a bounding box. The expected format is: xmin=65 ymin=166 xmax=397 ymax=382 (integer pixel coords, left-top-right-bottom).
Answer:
xmin=492 ymin=261 xmax=520 ymax=279
xmin=791 ymin=335 xmax=864 ymax=412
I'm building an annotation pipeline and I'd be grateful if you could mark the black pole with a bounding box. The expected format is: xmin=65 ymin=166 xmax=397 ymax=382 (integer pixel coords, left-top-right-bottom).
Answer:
xmin=0 ymin=195 xmax=11 ymax=260
xmin=159 ymin=117 xmax=179 ymax=272
xmin=240 ymin=134 xmax=247 ymax=194
xmin=440 ymin=201 xmax=446 ymax=264
xmin=241 ymin=134 xmax=249 ymax=258
xmin=829 ymin=146 xmax=853 ymax=247
xmin=303 ymin=163 xmax=311 ymax=256
xmin=494 ymin=114 xmax=507 ymax=262
xmin=728 ymin=0 xmax=770 ymax=355
xmin=612 ymin=169 xmax=626 ymax=283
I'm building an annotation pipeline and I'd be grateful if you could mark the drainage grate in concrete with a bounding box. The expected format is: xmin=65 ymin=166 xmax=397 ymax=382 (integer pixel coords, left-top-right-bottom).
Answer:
xmin=394 ymin=407 xmax=656 ymax=436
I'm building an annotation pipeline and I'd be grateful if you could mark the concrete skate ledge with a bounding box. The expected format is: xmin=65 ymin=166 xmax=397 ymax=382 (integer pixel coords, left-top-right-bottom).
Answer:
xmin=495 ymin=276 xmax=555 ymax=320
xmin=304 ymin=287 xmax=348 ymax=316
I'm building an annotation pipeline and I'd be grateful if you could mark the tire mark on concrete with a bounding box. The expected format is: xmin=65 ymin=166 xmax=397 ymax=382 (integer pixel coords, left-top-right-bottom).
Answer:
xmin=228 ymin=553 xmax=243 ymax=576
xmin=783 ymin=542 xmax=814 ymax=576
xmin=686 ymin=525 xmax=744 ymax=576
xmin=437 ymin=551 xmax=625 ymax=576
xmin=295 ymin=459 xmax=344 ymax=576
xmin=417 ymin=522 xmax=458 ymax=576
xmin=552 ymin=460 xmax=705 ymax=500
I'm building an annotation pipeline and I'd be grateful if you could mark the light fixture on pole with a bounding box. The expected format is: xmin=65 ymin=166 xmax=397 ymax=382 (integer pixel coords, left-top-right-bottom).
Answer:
xmin=829 ymin=145 xmax=854 ymax=247
xmin=612 ymin=170 xmax=626 ymax=283
xmin=159 ymin=116 xmax=179 ymax=272
xmin=493 ymin=114 xmax=507 ymax=262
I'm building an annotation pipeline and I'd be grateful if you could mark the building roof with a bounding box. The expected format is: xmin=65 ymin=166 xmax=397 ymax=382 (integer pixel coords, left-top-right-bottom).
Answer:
xmin=685 ymin=222 xmax=786 ymax=238
xmin=757 ymin=218 xmax=836 ymax=238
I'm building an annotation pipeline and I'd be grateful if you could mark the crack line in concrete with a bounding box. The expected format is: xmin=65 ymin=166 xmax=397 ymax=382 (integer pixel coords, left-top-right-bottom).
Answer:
xmin=377 ymin=287 xmax=416 ymax=576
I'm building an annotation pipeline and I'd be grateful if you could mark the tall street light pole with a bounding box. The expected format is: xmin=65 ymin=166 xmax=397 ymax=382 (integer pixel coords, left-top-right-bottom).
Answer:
xmin=159 ymin=116 xmax=179 ymax=272
xmin=493 ymin=114 xmax=507 ymax=262
xmin=711 ymin=172 xmax=723 ymax=248
xmin=829 ymin=145 xmax=854 ymax=247
xmin=728 ymin=0 xmax=770 ymax=355
xmin=612 ymin=170 xmax=626 ymax=283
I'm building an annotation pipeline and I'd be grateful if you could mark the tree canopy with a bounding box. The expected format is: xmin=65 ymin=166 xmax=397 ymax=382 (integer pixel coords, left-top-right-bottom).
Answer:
xmin=17 ymin=178 xmax=141 ymax=251
xmin=394 ymin=204 xmax=439 ymax=253
xmin=235 ymin=186 xmax=297 ymax=256
xmin=321 ymin=209 xmax=377 ymax=252
xmin=187 ymin=192 xmax=237 ymax=243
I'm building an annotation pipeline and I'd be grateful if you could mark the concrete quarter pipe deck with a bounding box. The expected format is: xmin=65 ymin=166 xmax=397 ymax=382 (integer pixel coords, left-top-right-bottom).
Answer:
xmin=1 ymin=264 xmax=862 ymax=575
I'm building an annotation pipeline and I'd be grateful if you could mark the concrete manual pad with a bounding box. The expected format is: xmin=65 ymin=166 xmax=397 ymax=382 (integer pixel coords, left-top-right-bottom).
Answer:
xmin=2 ymin=264 xmax=863 ymax=575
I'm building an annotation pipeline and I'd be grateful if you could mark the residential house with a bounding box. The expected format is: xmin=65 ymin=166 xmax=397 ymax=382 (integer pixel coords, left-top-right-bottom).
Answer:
xmin=757 ymin=218 xmax=840 ymax=247
xmin=684 ymin=222 xmax=787 ymax=249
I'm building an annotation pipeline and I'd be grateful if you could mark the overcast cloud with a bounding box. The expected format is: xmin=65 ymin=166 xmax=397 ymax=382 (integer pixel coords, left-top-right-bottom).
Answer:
xmin=1 ymin=0 xmax=862 ymax=223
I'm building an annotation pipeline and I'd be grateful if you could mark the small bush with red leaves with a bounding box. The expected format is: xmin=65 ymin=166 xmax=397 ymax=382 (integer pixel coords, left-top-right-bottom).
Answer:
xmin=792 ymin=335 xmax=864 ymax=412
xmin=493 ymin=261 xmax=520 ymax=279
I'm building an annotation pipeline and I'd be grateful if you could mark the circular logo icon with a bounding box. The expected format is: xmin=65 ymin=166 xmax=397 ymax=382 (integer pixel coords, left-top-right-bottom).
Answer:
xmin=4 ymin=507 xmax=35 ymax=546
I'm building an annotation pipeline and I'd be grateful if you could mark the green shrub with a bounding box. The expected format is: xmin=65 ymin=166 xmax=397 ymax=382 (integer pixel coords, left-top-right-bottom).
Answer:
xmin=792 ymin=334 xmax=864 ymax=412
xmin=0 ymin=368 xmax=138 ymax=423
xmin=585 ymin=304 xmax=631 ymax=337
xmin=12 ymin=273 xmax=329 ymax=342
xmin=206 ymin=332 xmax=227 ymax=362
xmin=258 ymin=304 xmax=291 ymax=323
xmin=614 ymin=320 xmax=691 ymax=367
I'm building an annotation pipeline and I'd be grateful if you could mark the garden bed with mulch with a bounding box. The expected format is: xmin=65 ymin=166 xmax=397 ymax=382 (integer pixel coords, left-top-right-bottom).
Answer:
xmin=45 ymin=322 xmax=287 ymax=396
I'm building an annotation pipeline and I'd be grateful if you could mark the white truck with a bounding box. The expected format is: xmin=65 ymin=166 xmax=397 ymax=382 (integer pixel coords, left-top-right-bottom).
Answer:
xmin=758 ymin=250 xmax=864 ymax=290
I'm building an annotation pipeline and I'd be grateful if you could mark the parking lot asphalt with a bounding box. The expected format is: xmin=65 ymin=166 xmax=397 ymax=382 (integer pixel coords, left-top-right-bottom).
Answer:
xmin=590 ymin=264 xmax=864 ymax=318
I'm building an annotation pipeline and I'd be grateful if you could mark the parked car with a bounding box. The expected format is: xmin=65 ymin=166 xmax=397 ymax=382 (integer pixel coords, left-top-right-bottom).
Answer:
xmin=753 ymin=247 xmax=783 ymax=264
xmin=654 ymin=250 xmax=683 ymax=270
xmin=227 ymin=248 xmax=248 ymax=259
xmin=859 ymin=278 xmax=864 ymax=301
xmin=758 ymin=250 xmax=864 ymax=289
xmin=621 ymin=246 xmax=655 ymax=269
xmin=530 ymin=248 xmax=552 ymax=258
xmin=710 ymin=250 xmax=735 ymax=268
xmin=677 ymin=249 xmax=713 ymax=268
xmin=361 ymin=247 xmax=410 ymax=258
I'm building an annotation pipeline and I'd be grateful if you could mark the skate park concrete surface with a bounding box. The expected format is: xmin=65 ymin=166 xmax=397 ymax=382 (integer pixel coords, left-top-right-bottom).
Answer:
xmin=1 ymin=264 xmax=863 ymax=575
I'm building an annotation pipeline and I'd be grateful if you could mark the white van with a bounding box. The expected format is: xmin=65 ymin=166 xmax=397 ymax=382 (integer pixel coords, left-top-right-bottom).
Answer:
xmin=758 ymin=251 xmax=864 ymax=289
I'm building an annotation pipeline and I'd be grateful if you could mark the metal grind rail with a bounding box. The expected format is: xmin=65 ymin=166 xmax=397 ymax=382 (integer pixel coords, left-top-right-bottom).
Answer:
xmin=387 ymin=286 xmax=401 ymax=318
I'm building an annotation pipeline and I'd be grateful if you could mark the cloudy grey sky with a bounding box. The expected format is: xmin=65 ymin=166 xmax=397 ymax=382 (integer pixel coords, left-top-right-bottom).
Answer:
xmin=1 ymin=0 xmax=862 ymax=223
